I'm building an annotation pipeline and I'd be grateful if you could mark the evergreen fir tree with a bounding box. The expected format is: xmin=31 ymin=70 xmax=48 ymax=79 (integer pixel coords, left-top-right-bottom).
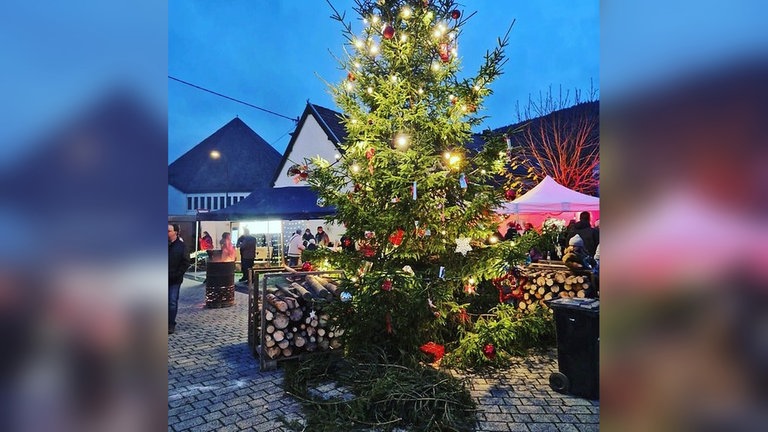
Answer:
xmin=305 ymin=0 xmax=515 ymax=363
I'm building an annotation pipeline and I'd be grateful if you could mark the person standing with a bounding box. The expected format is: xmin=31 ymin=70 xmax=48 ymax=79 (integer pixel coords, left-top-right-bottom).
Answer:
xmin=302 ymin=228 xmax=314 ymax=246
xmin=220 ymin=232 xmax=236 ymax=262
xmin=168 ymin=224 xmax=190 ymax=335
xmin=236 ymin=228 xmax=257 ymax=282
xmin=199 ymin=231 xmax=213 ymax=251
xmin=315 ymin=226 xmax=330 ymax=247
xmin=572 ymin=211 xmax=599 ymax=257
xmin=286 ymin=229 xmax=305 ymax=267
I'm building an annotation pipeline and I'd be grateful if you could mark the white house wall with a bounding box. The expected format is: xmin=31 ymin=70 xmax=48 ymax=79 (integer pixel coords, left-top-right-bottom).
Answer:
xmin=274 ymin=115 xmax=339 ymax=188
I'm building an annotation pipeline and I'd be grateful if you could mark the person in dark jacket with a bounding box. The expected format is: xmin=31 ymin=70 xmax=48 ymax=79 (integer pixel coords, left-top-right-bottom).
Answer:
xmin=571 ymin=211 xmax=599 ymax=257
xmin=168 ymin=224 xmax=190 ymax=334
xmin=302 ymin=228 xmax=314 ymax=246
xmin=236 ymin=228 xmax=257 ymax=282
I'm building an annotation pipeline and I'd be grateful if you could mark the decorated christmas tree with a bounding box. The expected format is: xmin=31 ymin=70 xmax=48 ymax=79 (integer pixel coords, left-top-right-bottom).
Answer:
xmin=304 ymin=0 xmax=516 ymax=363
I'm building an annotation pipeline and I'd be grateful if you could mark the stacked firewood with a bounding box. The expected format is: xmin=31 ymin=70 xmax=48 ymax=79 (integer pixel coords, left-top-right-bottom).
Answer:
xmin=261 ymin=273 xmax=344 ymax=360
xmin=516 ymin=263 xmax=593 ymax=311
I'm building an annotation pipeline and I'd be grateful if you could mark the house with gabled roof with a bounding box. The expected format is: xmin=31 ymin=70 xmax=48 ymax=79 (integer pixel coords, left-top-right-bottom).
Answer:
xmin=169 ymin=117 xmax=282 ymax=216
xmin=271 ymin=102 xmax=347 ymax=188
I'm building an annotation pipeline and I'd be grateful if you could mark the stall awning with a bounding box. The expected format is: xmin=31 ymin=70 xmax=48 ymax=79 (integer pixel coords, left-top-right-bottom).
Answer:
xmin=198 ymin=187 xmax=336 ymax=221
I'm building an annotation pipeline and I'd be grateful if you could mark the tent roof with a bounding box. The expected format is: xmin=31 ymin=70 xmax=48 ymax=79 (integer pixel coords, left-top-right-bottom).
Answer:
xmin=198 ymin=186 xmax=335 ymax=221
xmin=498 ymin=175 xmax=599 ymax=214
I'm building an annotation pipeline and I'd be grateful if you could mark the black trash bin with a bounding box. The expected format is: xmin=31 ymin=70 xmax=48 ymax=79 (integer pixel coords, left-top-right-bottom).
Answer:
xmin=547 ymin=297 xmax=599 ymax=399
xmin=205 ymin=259 xmax=235 ymax=308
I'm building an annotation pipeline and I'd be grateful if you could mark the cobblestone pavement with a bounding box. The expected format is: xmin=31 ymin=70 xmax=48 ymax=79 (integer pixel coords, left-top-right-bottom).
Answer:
xmin=168 ymin=278 xmax=599 ymax=432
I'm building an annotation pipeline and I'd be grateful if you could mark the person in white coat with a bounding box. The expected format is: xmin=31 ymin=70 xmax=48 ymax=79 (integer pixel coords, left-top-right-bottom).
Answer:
xmin=286 ymin=229 xmax=305 ymax=267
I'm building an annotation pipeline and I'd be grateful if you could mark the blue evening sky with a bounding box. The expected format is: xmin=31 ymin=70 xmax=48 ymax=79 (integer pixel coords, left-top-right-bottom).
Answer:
xmin=168 ymin=0 xmax=600 ymax=163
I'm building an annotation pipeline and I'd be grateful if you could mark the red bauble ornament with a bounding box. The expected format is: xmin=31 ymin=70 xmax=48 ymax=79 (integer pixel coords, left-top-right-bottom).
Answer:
xmin=382 ymin=24 xmax=395 ymax=40
xmin=302 ymin=262 xmax=313 ymax=271
xmin=451 ymin=9 xmax=461 ymax=20
xmin=347 ymin=72 xmax=355 ymax=81
xmin=483 ymin=343 xmax=496 ymax=360
xmin=381 ymin=279 xmax=392 ymax=291
xmin=389 ymin=228 xmax=405 ymax=246
xmin=342 ymin=238 xmax=352 ymax=247
xmin=360 ymin=244 xmax=376 ymax=258
xmin=365 ymin=147 xmax=376 ymax=160
xmin=439 ymin=43 xmax=450 ymax=63
xmin=505 ymin=189 xmax=516 ymax=200
xmin=353 ymin=183 xmax=362 ymax=193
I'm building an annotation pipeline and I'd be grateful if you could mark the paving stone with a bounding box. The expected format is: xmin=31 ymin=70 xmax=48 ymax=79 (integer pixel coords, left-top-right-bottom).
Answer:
xmin=528 ymin=424 xmax=559 ymax=432
xmin=189 ymin=420 xmax=222 ymax=432
xmin=507 ymin=424 xmax=531 ymax=432
xmin=556 ymin=414 xmax=579 ymax=423
xmin=529 ymin=415 xmax=560 ymax=423
xmin=556 ymin=424 xmax=580 ymax=432
xmin=172 ymin=415 xmax=205 ymax=431
xmin=177 ymin=408 xmax=210 ymax=422
xmin=575 ymin=414 xmax=599 ymax=424
xmin=517 ymin=405 xmax=546 ymax=414
xmin=575 ymin=424 xmax=599 ymax=432
xmin=478 ymin=421 xmax=510 ymax=431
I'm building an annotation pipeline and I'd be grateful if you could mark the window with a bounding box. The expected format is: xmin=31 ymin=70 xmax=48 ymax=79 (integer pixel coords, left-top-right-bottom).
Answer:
xmin=212 ymin=197 xmax=218 ymax=210
xmin=220 ymin=196 xmax=225 ymax=208
xmin=187 ymin=197 xmax=192 ymax=210
xmin=194 ymin=197 xmax=199 ymax=209
xmin=227 ymin=196 xmax=232 ymax=206
xmin=206 ymin=197 xmax=212 ymax=209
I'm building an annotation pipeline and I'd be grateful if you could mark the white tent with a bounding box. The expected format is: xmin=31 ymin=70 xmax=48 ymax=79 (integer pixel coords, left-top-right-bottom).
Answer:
xmin=496 ymin=176 xmax=599 ymax=230
xmin=498 ymin=176 xmax=599 ymax=214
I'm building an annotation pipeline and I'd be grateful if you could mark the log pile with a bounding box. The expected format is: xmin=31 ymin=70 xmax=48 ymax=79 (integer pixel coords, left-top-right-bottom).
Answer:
xmin=261 ymin=270 xmax=343 ymax=360
xmin=515 ymin=263 xmax=593 ymax=311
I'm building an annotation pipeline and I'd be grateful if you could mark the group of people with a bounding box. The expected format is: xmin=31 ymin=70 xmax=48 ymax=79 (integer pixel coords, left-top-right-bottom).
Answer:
xmin=287 ymin=226 xmax=331 ymax=266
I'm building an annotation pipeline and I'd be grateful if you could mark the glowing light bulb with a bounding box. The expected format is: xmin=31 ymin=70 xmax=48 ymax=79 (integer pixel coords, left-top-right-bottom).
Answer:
xmin=354 ymin=39 xmax=364 ymax=49
xmin=431 ymin=61 xmax=441 ymax=72
xmin=432 ymin=29 xmax=442 ymax=39
xmin=390 ymin=75 xmax=397 ymax=82
xmin=449 ymin=31 xmax=456 ymax=40
xmin=444 ymin=151 xmax=451 ymax=160
xmin=449 ymin=154 xmax=461 ymax=165
xmin=473 ymin=85 xmax=481 ymax=91
xmin=367 ymin=86 xmax=374 ymax=94
xmin=351 ymin=119 xmax=358 ymax=124
xmin=417 ymin=88 xmax=424 ymax=95
xmin=351 ymin=163 xmax=361 ymax=173
xmin=334 ymin=153 xmax=341 ymax=160
xmin=449 ymin=94 xmax=456 ymax=101
xmin=345 ymin=81 xmax=354 ymax=91
xmin=395 ymin=133 xmax=408 ymax=148
xmin=350 ymin=276 xmax=358 ymax=282
xmin=354 ymin=61 xmax=362 ymax=69
xmin=370 ymin=43 xmax=379 ymax=55
xmin=363 ymin=18 xmax=368 ymax=25
xmin=401 ymin=6 xmax=412 ymax=19
xmin=400 ymin=33 xmax=407 ymax=42
xmin=451 ymin=48 xmax=458 ymax=56
xmin=481 ymin=169 xmax=487 ymax=174
xmin=372 ymin=15 xmax=380 ymax=24
xmin=468 ymin=277 xmax=476 ymax=285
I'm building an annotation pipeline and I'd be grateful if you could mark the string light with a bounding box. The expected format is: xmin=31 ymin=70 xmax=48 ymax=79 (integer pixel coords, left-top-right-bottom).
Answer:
xmin=354 ymin=61 xmax=362 ymax=69
xmin=431 ymin=61 xmax=441 ymax=72
xmin=370 ymin=43 xmax=380 ymax=55
xmin=334 ymin=153 xmax=341 ymax=160
xmin=449 ymin=154 xmax=461 ymax=166
xmin=489 ymin=235 xmax=498 ymax=244
xmin=401 ymin=6 xmax=412 ymax=19
xmin=481 ymin=169 xmax=487 ymax=174
xmin=468 ymin=277 xmax=476 ymax=285
xmin=444 ymin=151 xmax=452 ymax=160
xmin=351 ymin=163 xmax=361 ymax=173
xmin=345 ymin=81 xmax=354 ymax=91
xmin=400 ymin=33 xmax=408 ymax=42
xmin=394 ymin=133 xmax=409 ymax=148
xmin=372 ymin=15 xmax=380 ymax=24
xmin=390 ymin=75 xmax=398 ymax=82
xmin=354 ymin=39 xmax=364 ymax=49
xmin=473 ymin=84 xmax=481 ymax=91
xmin=367 ymin=86 xmax=374 ymax=94
xmin=417 ymin=88 xmax=424 ymax=95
